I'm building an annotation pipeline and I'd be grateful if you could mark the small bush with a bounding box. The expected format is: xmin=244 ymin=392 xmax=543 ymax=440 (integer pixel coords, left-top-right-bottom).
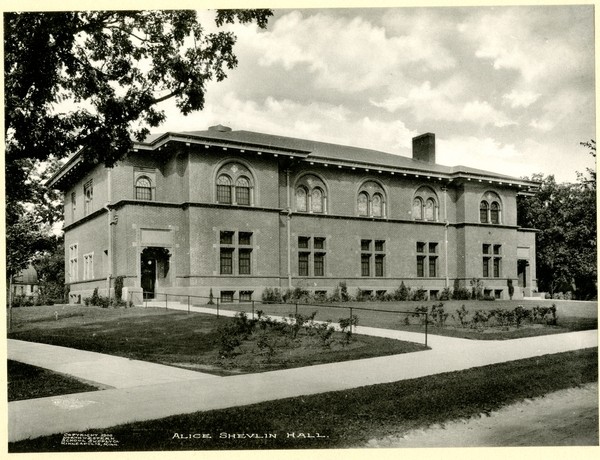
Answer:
xmin=438 ymin=287 xmax=452 ymax=301
xmin=114 ymin=276 xmax=124 ymax=301
xmin=208 ymin=288 xmax=215 ymax=305
xmin=90 ymin=288 xmax=100 ymax=306
xmin=454 ymin=304 xmax=470 ymax=327
xmin=430 ymin=302 xmax=448 ymax=327
xmin=262 ymin=287 xmax=283 ymax=303
xmin=339 ymin=281 xmax=350 ymax=302
xmin=412 ymin=305 xmax=428 ymax=325
xmin=338 ymin=315 xmax=359 ymax=344
xmin=411 ymin=287 xmax=427 ymax=301
xmin=393 ymin=282 xmax=410 ymax=301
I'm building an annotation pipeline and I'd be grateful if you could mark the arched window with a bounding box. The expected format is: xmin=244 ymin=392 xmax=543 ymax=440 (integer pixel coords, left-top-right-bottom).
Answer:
xmin=480 ymin=201 xmax=489 ymax=223
xmin=413 ymin=186 xmax=439 ymax=222
xmin=357 ymin=180 xmax=386 ymax=218
xmin=490 ymin=201 xmax=500 ymax=224
xmin=135 ymin=176 xmax=152 ymax=201
xmin=217 ymin=175 xmax=232 ymax=204
xmin=294 ymin=174 xmax=328 ymax=213
xmin=480 ymin=192 xmax=502 ymax=224
xmin=215 ymin=162 xmax=255 ymax=205
xmin=311 ymin=188 xmax=324 ymax=213
xmin=425 ymin=198 xmax=436 ymax=221
xmin=235 ymin=176 xmax=250 ymax=206
xmin=372 ymin=193 xmax=383 ymax=217
xmin=358 ymin=192 xmax=369 ymax=216
xmin=296 ymin=186 xmax=308 ymax=212
xmin=413 ymin=198 xmax=423 ymax=220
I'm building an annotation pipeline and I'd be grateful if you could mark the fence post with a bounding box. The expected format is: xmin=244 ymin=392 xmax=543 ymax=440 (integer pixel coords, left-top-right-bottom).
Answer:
xmin=350 ymin=307 xmax=354 ymax=332
xmin=425 ymin=312 xmax=428 ymax=347
xmin=295 ymin=302 xmax=298 ymax=316
xmin=252 ymin=300 xmax=255 ymax=320
xmin=216 ymin=298 xmax=220 ymax=318
xmin=188 ymin=295 xmax=190 ymax=314
xmin=165 ymin=293 xmax=168 ymax=310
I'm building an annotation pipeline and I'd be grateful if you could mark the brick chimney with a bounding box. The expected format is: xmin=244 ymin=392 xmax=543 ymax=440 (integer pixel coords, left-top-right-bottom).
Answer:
xmin=412 ymin=133 xmax=435 ymax=164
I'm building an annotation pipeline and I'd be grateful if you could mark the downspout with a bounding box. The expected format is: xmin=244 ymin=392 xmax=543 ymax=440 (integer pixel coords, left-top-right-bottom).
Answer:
xmin=105 ymin=169 xmax=113 ymax=300
xmin=443 ymin=186 xmax=449 ymax=288
xmin=286 ymin=169 xmax=292 ymax=289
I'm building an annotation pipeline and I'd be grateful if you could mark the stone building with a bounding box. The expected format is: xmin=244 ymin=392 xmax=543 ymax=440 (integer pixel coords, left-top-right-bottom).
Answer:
xmin=48 ymin=125 xmax=538 ymax=304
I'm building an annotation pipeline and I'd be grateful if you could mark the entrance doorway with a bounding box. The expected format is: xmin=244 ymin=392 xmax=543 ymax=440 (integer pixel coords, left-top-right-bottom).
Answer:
xmin=141 ymin=247 xmax=171 ymax=299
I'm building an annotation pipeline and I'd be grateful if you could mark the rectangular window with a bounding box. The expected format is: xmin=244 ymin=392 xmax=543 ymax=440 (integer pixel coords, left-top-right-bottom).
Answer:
xmin=220 ymin=231 xmax=234 ymax=245
xmin=83 ymin=180 xmax=93 ymax=215
xmin=220 ymin=248 xmax=233 ymax=275
xmin=239 ymin=232 xmax=252 ymax=245
xmin=69 ymin=244 xmax=78 ymax=282
xmin=430 ymin=290 xmax=439 ymax=300
xmin=416 ymin=242 xmax=425 ymax=253
xmin=314 ymin=253 xmax=325 ymax=276
xmin=494 ymin=289 xmax=502 ymax=299
xmin=361 ymin=254 xmax=371 ymax=276
xmin=361 ymin=239 xmax=371 ymax=251
xmin=217 ymin=185 xmax=232 ymax=204
xmin=238 ymin=249 xmax=251 ymax=275
xmin=428 ymin=256 xmax=437 ymax=277
xmin=483 ymin=243 xmax=491 ymax=254
xmin=239 ymin=291 xmax=253 ymax=302
xmin=417 ymin=255 xmax=425 ymax=277
xmin=298 ymin=252 xmax=309 ymax=276
xmin=375 ymin=240 xmax=384 ymax=252
xmin=493 ymin=244 xmax=501 ymax=255
xmin=375 ymin=254 xmax=384 ymax=277
xmin=71 ymin=192 xmax=76 ymax=220
xmin=83 ymin=253 xmax=94 ymax=280
xmin=220 ymin=291 xmax=234 ymax=303
xmin=298 ymin=236 xmax=310 ymax=249
xmin=483 ymin=257 xmax=490 ymax=277
xmin=314 ymin=237 xmax=325 ymax=250
xmin=493 ymin=257 xmax=501 ymax=278
xmin=236 ymin=187 xmax=250 ymax=206
xmin=428 ymin=242 xmax=437 ymax=254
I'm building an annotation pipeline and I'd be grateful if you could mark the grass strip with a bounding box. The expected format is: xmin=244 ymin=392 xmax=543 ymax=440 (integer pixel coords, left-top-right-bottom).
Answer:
xmin=8 ymin=360 xmax=99 ymax=402
xmin=9 ymin=348 xmax=597 ymax=452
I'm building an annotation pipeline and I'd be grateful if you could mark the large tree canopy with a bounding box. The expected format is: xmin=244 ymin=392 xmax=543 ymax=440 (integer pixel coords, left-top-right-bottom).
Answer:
xmin=4 ymin=9 xmax=272 ymax=278
xmin=517 ymin=142 xmax=597 ymax=299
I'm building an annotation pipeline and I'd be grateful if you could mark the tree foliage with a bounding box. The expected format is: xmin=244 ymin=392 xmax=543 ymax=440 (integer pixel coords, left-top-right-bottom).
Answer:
xmin=517 ymin=142 xmax=597 ymax=299
xmin=4 ymin=9 xmax=272 ymax=279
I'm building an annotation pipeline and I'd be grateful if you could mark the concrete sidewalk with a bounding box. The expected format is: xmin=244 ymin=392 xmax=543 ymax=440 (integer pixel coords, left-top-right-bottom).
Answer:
xmin=8 ymin=340 xmax=219 ymax=389
xmin=8 ymin=322 xmax=597 ymax=442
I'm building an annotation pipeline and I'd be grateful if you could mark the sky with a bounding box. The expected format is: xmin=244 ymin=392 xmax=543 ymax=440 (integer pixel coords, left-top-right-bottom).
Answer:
xmin=152 ymin=5 xmax=596 ymax=183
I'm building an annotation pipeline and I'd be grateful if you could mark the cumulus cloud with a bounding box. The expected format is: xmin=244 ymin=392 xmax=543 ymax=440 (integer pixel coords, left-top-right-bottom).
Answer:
xmin=503 ymin=89 xmax=541 ymax=108
xmin=238 ymin=10 xmax=455 ymax=93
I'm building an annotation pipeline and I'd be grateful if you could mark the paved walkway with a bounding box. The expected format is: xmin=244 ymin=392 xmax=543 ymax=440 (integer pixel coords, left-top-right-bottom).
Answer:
xmin=7 ymin=305 xmax=598 ymax=443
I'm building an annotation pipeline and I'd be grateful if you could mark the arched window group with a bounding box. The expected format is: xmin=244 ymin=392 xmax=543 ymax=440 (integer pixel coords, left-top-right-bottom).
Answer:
xmin=295 ymin=174 xmax=327 ymax=213
xmin=215 ymin=162 xmax=254 ymax=206
xmin=357 ymin=181 xmax=386 ymax=218
xmin=480 ymin=192 xmax=502 ymax=224
xmin=413 ymin=186 xmax=439 ymax=221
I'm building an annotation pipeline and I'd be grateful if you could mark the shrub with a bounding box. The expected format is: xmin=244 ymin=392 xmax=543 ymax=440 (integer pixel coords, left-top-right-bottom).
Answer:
xmin=338 ymin=315 xmax=359 ymax=344
xmin=482 ymin=294 xmax=496 ymax=301
xmin=470 ymin=278 xmax=484 ymax=300
xmin=90 ymin=288 xmax=100 ymax=306
xmin=262 ymin=287 xmax=283 ymax=303
xmin=63 ymin=285 xmax=70 ymax=303
xmin=507 ymin=279 xmax=515 ymax=300
xmin=315 ymin=321 xmax=335 ymax=347
xmin=438 ymin=287 xmax=452 ymax=301
xmin=208 ymin=288 xmax=215 ymax=305
xmin=452 ymin=286 xmax=470 ymax=300
xmin=114 ymin=276 xmax=124 ymax=301
xmin=471 ymin=310 xmax=492 ymax=329
xmin=412 ymin=305 xmax=428 ymax=325
xmin=430 ymin=302 xmax=448 ymax=327
xmin=411 ymin=287 xmax=427 ymax=301
xmin=489 ymin=308 xmax=514 ymax=328
xmin=454 ymin=304 xmax=470 ymax=327
xmin=355 ymin=289 xmax=372 ymax=302
xmin=393 ymin=282 xmax=410 ymax=301
xmin=339 ymin=281 xmax=350 ymax=302
xmin=513 ymin=305 xmax=530 ymax=327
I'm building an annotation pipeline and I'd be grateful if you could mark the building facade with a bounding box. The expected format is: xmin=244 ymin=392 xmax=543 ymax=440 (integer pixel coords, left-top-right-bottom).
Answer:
xmin=48 ymin=126 xmax=538 ymax=304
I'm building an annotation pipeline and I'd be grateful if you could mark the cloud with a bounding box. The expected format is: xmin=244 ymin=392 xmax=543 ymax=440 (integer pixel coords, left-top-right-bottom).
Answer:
xmin=371 ymin=80 xmax=515 ymax=128
xmin=503 ymin=90 xmax=541 ymax=108
xmin=237 ymin=10 xmax=456 ymax=93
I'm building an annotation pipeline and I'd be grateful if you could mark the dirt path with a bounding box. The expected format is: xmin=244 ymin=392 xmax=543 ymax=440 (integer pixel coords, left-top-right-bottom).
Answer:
xmin=366 ymin=382 xmax=599 ymax=447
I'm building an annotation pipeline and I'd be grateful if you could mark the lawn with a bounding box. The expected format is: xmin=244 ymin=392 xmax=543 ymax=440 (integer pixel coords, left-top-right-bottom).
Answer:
xmin=210 ymin=299 xmax=597 ymax=340
xmin=7 ymin=360 xmax=98 ymax=401
xmin=8 ymin=305 xmax=426 ymax=376
xmin=9 ymin=348 xmax=598 ymax=452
